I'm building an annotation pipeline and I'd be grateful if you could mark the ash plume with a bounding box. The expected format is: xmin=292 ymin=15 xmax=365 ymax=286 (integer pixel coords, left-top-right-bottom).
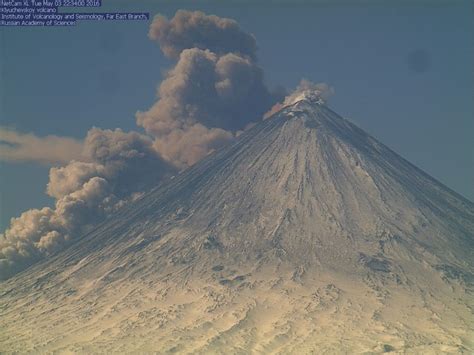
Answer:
xmin=0 ymin=128 xmax=174 ymax=280
xmin=0 ymin=128 xmax=83 ymax=165
xmin=148 ymin=10 xmax=257 ymax=60
xmin=138 ymin=10 xmax=281 ymax=167
xmin=1 ymin=10 xmax=300 ymax=279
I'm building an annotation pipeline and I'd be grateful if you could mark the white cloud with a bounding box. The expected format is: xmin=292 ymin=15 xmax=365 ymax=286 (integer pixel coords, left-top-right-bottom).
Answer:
xmin=264 ymin=79 xmax=335 ymax=119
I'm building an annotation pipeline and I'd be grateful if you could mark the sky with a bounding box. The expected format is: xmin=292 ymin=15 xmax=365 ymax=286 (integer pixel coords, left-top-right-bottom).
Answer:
xmin=0 ymin=0 xmax=473 ymax=235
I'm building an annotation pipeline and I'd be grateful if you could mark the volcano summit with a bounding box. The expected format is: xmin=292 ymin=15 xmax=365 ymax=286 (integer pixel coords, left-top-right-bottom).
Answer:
xmin=1 ymin=95 xmax=473 ymax=353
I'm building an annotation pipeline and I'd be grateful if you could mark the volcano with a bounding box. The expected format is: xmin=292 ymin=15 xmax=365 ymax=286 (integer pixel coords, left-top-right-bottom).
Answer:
xmin=1 ymin=95 xmax=473 ymax=353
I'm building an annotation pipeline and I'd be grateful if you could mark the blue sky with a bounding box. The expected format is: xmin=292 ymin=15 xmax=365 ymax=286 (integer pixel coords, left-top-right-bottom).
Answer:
xmin=0 ymin=0 xmax=473 ymax=231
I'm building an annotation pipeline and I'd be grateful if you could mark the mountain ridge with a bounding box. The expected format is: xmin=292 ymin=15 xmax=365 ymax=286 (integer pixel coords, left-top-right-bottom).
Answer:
xmin=1 ymin=99 xmax=473 ymax=353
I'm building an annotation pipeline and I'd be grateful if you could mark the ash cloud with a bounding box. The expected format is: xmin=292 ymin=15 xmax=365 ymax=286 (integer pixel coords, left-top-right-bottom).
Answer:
xmin=151 ymin=123 xmax=233 ymax=168
xmin=148 ymin=10 xmax=257 ymax=60
xmin=1 ymin=10 xmax=325 ymax=280
xmin=0 ymin=128 xmax=175 ymax=280
xmin=0 ymin=128 xmax=83 ymax=165
xmin=138 ymin=10 xmax=280 ymax=168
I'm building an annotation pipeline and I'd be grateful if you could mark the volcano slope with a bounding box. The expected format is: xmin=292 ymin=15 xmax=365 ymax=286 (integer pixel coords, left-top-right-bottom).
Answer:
xmin=1 ymin=98 xmax=473 ymax=353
